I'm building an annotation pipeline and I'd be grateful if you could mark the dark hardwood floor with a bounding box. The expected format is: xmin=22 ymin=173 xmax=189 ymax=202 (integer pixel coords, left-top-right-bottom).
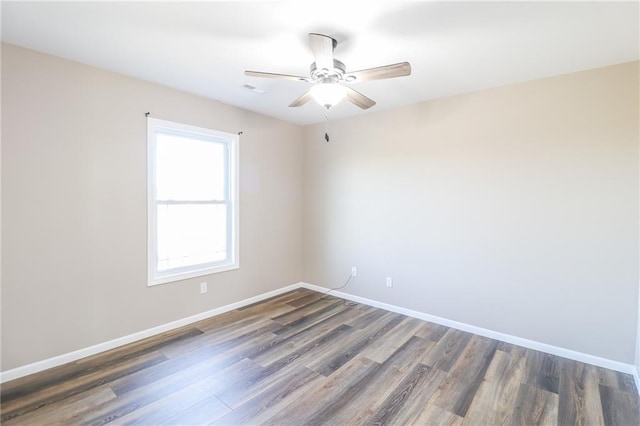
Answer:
xmin=1 ymin=288 xmax=638 ymax=425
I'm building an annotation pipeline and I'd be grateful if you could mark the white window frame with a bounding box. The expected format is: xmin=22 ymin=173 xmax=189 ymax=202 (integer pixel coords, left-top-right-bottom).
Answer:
xmin=147 ymin=118 xmax=239 ymax=286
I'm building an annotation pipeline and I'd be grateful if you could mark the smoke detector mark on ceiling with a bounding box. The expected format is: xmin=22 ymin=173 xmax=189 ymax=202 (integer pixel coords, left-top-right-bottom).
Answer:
xmin=242 ymin=84 xmax=265 ymax=94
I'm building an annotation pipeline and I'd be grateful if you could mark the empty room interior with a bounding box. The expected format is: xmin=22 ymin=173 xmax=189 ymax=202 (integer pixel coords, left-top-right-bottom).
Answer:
xmin=1 ymin=1 xmax=640 ymax=425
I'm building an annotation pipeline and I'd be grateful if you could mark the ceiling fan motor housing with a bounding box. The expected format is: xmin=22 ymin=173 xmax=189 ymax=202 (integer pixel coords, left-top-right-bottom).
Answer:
xmin=310 ymin=59 xmax=348 ymax=83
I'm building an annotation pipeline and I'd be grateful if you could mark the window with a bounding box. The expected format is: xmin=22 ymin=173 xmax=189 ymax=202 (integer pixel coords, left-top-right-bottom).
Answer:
xmin=147 ymin=118 xmax=238 ymax=286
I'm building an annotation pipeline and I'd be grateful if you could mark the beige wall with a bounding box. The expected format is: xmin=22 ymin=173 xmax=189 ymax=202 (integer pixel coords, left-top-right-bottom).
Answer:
xmin=637 ymin=282 xmax=640 ymax=376
xmin=1 ymin=44 xmax=303 ymax=371
xmin=2 ymin=43 xmax=638 ymax=372
xmin=637 ymin=242 xmax=640 ymax=375
xmin=303 ymin=62 xmax=639 ymax=363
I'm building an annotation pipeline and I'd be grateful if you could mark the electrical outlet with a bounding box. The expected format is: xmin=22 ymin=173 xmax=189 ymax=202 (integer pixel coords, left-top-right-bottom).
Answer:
xmin=351 ymin=267 xmax=357 ymax=277
xmin=386 ymin=277 xmax=393 ymax=288
xmin=200 ymin=282 xmax=208 ymax=294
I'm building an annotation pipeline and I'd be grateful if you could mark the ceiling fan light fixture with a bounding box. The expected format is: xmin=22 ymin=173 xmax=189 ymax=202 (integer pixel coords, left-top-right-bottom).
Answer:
xmin=245 ymin=33 xmax=410 ymax=111
xmin=310 ymin=83 xmax=347 ymax=108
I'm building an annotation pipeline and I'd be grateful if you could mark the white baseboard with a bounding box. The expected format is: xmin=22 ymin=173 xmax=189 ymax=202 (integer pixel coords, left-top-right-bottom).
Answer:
xmin=0 ymin=283 xmax=303 ymax=383
xmin=3 ymin=281 xmax=637 ymax=387
xmin=300 ymin=282 xmax=638 ymax=377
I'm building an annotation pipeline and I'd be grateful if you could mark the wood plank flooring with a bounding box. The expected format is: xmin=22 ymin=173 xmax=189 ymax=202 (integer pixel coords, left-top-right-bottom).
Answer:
xmin=1 ymin=288 xmax=638 ymax=425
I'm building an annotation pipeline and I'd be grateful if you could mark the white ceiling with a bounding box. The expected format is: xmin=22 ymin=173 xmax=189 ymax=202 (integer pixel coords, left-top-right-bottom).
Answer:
xmin=2 ymin=1 xmax=638 ymax=125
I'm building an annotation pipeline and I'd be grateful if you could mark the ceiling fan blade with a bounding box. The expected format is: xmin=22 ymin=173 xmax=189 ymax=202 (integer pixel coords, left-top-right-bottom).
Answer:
xmin=289 ymin=90 xmax=313 ymax=107
xmin=347 ymin=62 xmax=411 ymax=83
xmin=245 ymin=70 xmax=309 ymax=82
xmin=344 ymin=87 xmax=376 ymax=110
xmin=308 ymin=33 xmax=335 ymax=72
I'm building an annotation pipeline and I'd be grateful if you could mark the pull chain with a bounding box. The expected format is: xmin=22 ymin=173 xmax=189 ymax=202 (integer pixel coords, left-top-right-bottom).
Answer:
xmin=324 ymin=114 xmax=330 ymax=142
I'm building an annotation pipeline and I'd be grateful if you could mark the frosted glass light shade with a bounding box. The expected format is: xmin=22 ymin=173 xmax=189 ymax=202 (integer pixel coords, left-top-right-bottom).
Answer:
xmin=310 ymin=83 xmax=347 ymax=108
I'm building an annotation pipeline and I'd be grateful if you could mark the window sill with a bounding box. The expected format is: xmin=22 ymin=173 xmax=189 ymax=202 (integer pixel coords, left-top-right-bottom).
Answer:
xmin=147 ymin=263 xmax=239 ymax=287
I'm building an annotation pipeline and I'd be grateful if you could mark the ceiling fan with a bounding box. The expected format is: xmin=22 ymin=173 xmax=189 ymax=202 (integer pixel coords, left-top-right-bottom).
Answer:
xmin=245 ymin=33 xmax=411 ymax=110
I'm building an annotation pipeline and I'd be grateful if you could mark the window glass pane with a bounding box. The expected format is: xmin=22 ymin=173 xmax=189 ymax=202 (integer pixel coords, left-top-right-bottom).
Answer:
xmin=156 ymin=132 xmax=226 ymax=201
xmin=157 ymin=203 xmax=227 ymax=271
